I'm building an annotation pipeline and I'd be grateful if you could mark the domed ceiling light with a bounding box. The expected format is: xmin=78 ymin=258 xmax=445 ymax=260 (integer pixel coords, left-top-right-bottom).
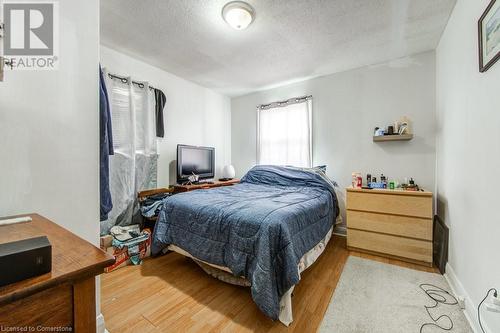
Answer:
xmin=222 ymin=1 xmax=255 ymax=30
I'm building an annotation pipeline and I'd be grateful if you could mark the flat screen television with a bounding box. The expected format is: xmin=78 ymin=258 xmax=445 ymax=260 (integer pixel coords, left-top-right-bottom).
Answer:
xmin=177 ymin=144 xmax=215 ymax=183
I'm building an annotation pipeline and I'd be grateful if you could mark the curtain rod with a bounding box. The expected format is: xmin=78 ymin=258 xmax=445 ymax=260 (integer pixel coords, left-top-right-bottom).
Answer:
xmin=107 ymin=72 xmax=156 ymax=91
xmin=257 ymin=95 xmax=312 ymax=110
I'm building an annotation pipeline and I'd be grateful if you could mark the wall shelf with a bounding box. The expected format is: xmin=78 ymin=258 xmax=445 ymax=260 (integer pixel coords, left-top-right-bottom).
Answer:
xmin=373 ymin=134 xmax=413 ymax=142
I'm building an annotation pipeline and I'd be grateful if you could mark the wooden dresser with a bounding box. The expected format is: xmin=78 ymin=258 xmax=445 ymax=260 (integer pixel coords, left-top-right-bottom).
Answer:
xmin=0 ymin=214 xmax=115 ymax=332
xmin=346 ymin=188 xmax=433 ymax=266
xmin=173 ymin=179 xmax=240 ymax=193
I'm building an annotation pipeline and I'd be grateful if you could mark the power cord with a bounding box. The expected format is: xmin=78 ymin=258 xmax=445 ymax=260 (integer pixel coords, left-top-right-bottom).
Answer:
xmin=419 ymin=283 xmax=458 ymax=333
xmin=478 ymin=288 xmax=498 ymax=333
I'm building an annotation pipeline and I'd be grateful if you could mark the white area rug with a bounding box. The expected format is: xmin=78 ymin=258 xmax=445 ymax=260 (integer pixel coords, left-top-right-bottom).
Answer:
xmin=320 ymin=256 xmax=472 ymax=333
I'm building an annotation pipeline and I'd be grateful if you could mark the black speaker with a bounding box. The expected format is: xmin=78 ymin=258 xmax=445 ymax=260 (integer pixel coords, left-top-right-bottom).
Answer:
xmin=0 ymin=236 xmax=52 ymax=287
xmin=433 ymin=215 xmax=449 ymax=275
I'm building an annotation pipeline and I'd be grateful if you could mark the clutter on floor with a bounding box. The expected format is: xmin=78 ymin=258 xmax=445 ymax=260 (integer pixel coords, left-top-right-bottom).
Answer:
xmin=101 ymin=225 xmax=152 ymax=273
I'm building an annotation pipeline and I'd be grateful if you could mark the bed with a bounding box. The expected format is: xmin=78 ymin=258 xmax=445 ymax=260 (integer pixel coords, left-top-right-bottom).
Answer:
xmin=151 ymin=165 xmax=339 ymax=325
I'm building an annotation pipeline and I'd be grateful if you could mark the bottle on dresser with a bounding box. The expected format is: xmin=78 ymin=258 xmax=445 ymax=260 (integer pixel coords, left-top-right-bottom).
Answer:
xmin=351 ymin=172 xmax=362 ymax=188
xmin=380 ymin=174 xmax=387 ymax=188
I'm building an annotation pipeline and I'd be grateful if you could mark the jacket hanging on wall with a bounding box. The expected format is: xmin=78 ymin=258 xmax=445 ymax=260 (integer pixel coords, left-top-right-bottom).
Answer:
xmin=99 ymin=65 xmax=114 ymax=221
xmin=154 ymin=88 xmax=166 ymax=137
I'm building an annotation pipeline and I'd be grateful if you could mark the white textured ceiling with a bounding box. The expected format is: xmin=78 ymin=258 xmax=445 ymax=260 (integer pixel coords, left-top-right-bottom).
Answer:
xmin=100 ymin=0 xmax=456 ymax=97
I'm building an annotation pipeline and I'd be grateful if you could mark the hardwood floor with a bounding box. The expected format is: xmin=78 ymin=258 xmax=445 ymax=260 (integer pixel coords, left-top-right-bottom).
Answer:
xmin=101 ymin=235 xmax=437 ymax=332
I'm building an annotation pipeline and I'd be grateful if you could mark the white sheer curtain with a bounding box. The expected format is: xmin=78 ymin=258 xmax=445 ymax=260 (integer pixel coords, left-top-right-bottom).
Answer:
xmin=257 ymin=98 xmax=312 ymax=167
xmin=101 ymin=70 xmax=158 ymax=234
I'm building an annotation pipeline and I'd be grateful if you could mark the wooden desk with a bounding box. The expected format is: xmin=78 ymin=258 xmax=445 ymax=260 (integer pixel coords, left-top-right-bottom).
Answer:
xmin=0 ymin=214 xmax=115 ymax=332
xmin=137 ymin=187 xmax=174 ymax=201
xmin=135 ymin=180 xmax=240 ymax=229
xmin=346 ymin=187 xmax=433 ymax=267
xmin=173 ymin=179 xmax=240 ymax=193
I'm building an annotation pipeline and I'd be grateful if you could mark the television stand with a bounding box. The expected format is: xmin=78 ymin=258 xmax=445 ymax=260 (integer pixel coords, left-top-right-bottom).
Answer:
xmin=191 ymin=180 xmax=215 ymax=185
xmin=173 ymin=179 xmax=239 ymax=194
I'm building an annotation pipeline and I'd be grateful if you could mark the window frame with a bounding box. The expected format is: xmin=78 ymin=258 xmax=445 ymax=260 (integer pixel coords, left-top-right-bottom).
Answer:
xmin=256 ymin=96 xmax=312 ymax=168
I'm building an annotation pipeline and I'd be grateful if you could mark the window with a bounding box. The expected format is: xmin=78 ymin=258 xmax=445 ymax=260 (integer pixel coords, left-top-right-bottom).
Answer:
xmin=108 ymin=80 xmax=157 ymax=156
xmin=257 ymin=97 xmax=312 ymax=168
xmin=103 ymin=71 xmax=158 ymax=230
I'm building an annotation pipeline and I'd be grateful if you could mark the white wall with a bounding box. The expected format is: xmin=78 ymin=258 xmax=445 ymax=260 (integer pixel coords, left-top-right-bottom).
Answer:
xmin=436 ymin=0 xmax=500 ymax=332
xmin=231 ymin=51 xmax=436 ymax=228
xmin=0 ymin=0 xmax=103 ymax=329
xmin=0 ymin=0 xmax=99 ymax=245
xmin=100 ymin=46 xmax=231 ymax=186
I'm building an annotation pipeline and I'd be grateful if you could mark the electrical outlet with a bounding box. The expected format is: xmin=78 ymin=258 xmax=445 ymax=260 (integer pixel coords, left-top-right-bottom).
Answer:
xmin=0 ymin=58 xmax=4 ymax=82
xmin=486 ymin=303 xmax=500 ymax=313
xmin=0 ymin=23 xmax=4 ymax=82
xmin=485 ymin=292 xmax=500 ymax=313
xmin=492 ymin=293 xmax=500 ymax=306
xmin=458 ymin=296 xmax=466 ymax=310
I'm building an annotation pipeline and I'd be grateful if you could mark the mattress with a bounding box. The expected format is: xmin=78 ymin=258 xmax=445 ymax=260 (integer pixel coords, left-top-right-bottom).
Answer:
xmin=152 ymin=165 xmax=338 ymax=320
xmin=167 ymin=226 xmax=334 ymax=326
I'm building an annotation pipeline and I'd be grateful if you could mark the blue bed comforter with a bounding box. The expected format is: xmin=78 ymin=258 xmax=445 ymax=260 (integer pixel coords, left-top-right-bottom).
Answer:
xmin=152 ymin=165 xmax=338 ymax=320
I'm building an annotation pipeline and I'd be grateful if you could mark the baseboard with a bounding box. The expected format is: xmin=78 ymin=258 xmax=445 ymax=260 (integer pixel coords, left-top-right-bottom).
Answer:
xmin=97 ymin=313 xmax=106 ymax=333
xmin=334 ymin=225 xmax=346 ymax=236
xmin=444 ymin=263 xmax=490 ymax=333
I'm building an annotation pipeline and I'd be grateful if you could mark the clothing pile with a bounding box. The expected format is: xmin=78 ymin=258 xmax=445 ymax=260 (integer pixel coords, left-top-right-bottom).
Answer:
xmin=140 ymin=193 xmax=171 ymax=218
xmin=110 ymin=225 xmax=150 ymax=265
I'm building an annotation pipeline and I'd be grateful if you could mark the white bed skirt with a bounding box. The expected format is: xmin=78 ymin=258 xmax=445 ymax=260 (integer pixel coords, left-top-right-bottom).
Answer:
xmin=167 ymin=226 xmax=334 ymax=326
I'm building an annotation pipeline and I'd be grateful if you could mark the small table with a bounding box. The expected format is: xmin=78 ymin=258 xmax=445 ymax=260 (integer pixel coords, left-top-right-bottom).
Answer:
xmin=0 ymin=214 xmax=115 ymax=332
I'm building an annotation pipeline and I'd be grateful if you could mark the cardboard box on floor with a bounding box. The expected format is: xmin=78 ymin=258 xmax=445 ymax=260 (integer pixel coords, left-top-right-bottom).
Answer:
xmin=100 ymin=229 xmax=152 ymax=273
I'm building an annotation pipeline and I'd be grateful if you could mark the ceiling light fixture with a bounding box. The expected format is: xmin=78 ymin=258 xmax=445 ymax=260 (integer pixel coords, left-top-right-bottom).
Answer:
xmin=222 ymin=1 xmax=255 ymax=30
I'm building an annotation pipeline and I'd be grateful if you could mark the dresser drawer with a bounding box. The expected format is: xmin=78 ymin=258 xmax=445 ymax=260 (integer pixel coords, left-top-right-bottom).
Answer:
xmin=347 ymin=210 xmax=432 ymax=240
xmin=347 ymin=229 xmax=432 ymax=264
xmin=346 ymin=191 xmax=432 ymax=218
